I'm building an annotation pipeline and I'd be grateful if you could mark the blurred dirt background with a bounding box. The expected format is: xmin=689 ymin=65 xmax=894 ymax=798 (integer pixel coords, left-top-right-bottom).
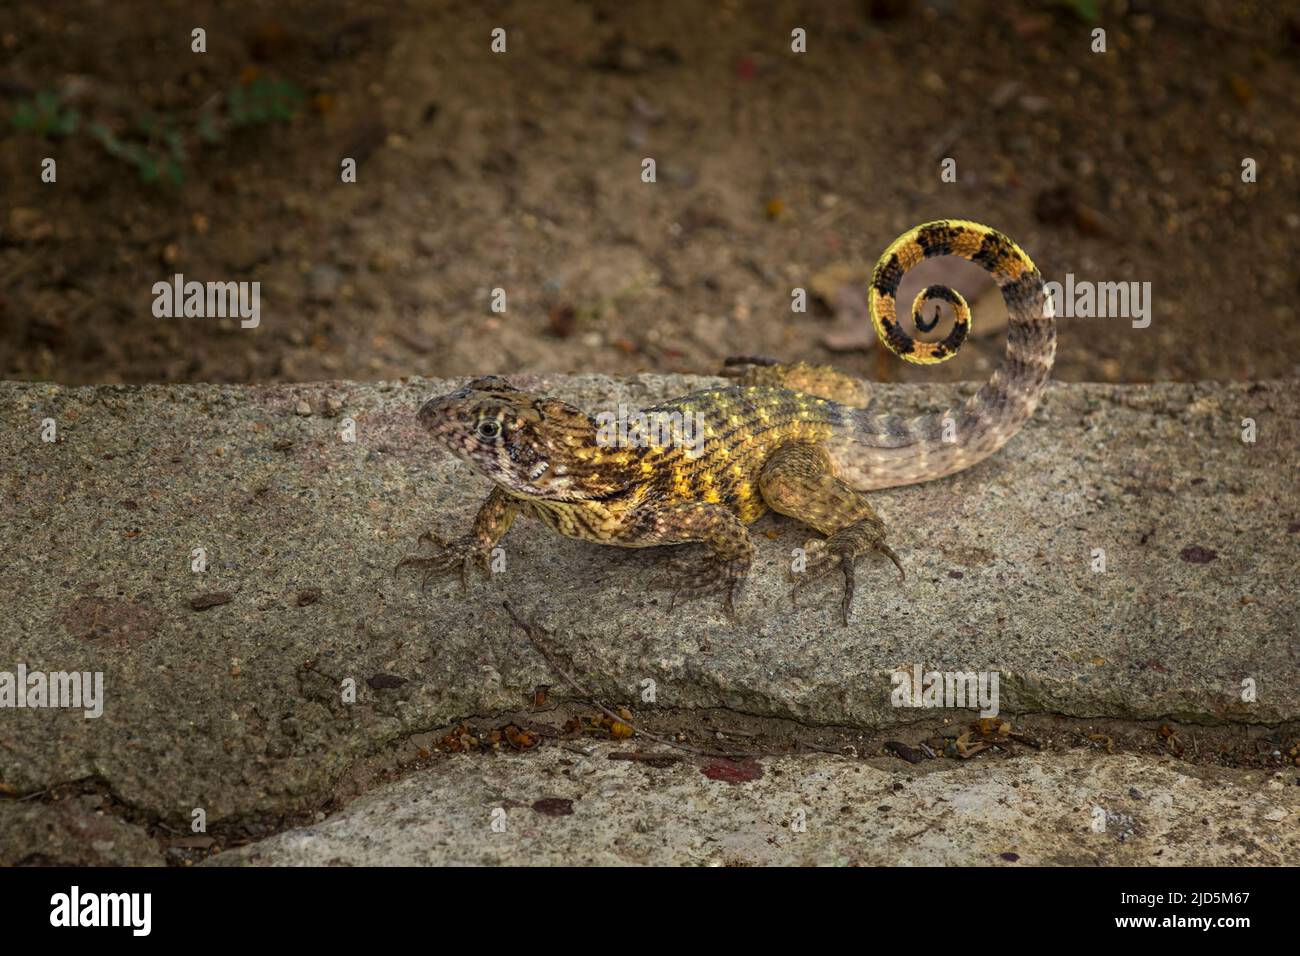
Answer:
xmin=1 ymin=0 xmax=1297 ymax=387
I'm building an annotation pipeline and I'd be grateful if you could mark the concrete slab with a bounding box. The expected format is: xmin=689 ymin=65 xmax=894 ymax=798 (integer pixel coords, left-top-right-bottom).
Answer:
xmin=1 ymin=376 xmax=1296 ymax=834
xmin=205 ymin=744 xmax=1300 ymax=866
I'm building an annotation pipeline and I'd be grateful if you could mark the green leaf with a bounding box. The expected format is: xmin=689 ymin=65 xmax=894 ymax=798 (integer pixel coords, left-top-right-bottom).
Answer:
xmin=11 ymin=102 xmax=38 ymax=129
xmin=51 ymin=109 xmax=79 ymax=136
xmin=197 ymin=111 xmax=220 ymax=143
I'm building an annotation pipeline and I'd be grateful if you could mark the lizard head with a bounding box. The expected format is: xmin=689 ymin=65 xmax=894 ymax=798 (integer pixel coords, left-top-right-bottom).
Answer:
xmin=417 ymin=377 xmax=632 ymax=501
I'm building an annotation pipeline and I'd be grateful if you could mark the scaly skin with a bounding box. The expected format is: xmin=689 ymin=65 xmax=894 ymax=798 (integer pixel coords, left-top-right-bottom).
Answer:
xmin=400 ymin=220 xmax=1055 ymax=622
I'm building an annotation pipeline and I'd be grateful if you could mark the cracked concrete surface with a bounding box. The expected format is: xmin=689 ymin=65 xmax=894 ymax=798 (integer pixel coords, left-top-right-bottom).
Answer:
xmin=205 ymin=745 xmax=1300 ymax=867
xmin=1 ymin=375 xmax=1297 ymax=864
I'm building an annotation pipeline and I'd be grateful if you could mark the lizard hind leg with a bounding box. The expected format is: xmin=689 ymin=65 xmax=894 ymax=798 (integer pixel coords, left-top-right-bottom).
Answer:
xmin=759 ymin=442 xmax=904 ymax=625
xmin=633 ymin=502 xmax=754 ymax=619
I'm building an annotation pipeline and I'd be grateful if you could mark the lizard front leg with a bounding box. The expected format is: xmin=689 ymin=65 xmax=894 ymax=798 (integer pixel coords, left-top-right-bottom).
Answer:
xmin=626 ymin=502 xmax=753 ymax=618
xmin=397 ymin=486 xmax=519 ymax=589
xmin=759 ymin=442 xmax=904 ymax=625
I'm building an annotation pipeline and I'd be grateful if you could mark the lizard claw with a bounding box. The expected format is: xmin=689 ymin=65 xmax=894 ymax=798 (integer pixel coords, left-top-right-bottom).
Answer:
xmin=789 ymin=526 xmax=904 ymax=625
xmin=789 ymin=540 xmax=843 ymax=619
xmin=876 ymin=542 xmax=906 ymax=583
xmin=395 ymin=532 xmax=489 ymax=592
xmin=658 ymin=554 xmax=749 ymax=620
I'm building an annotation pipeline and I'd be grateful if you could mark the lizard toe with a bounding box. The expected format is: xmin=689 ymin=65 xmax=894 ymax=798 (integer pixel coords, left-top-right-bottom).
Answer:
xmin=659 ymin=555 xmax=749 ymax=617
xmin=397 ymin=533 xmax=489 ymax=592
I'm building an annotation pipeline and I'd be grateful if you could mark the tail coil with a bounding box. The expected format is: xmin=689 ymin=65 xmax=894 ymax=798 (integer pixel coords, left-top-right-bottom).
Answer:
xmin=844 ymin=220 xmax=1056 ymax=489
xmin=869 ymin=219 xmax=1052 ymax=366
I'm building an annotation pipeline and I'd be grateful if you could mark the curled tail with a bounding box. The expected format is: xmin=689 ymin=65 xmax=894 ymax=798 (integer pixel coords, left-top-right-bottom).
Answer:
xmin=835 ymin=220 xmax=1055 ymax=490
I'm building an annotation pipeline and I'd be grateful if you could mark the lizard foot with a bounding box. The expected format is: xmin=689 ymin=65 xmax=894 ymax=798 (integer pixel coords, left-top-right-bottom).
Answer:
xmin=790 ymin=518 xmax=904 ymax=625
xmin=395 ymin=531 xmax=490 ymax=591
xmin=657 ymin=553 xmax=750 ymax=620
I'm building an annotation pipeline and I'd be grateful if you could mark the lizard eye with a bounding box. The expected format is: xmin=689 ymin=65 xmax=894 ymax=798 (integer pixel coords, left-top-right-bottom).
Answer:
xmin=476 ymin=419 xmax=502 ymax=440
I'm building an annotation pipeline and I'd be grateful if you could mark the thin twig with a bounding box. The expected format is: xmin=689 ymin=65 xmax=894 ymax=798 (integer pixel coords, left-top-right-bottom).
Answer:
xmin=504 ymin=601 xmax=780 ymax=761
xmin=794 ymin=737 xmax=848 ymax=756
